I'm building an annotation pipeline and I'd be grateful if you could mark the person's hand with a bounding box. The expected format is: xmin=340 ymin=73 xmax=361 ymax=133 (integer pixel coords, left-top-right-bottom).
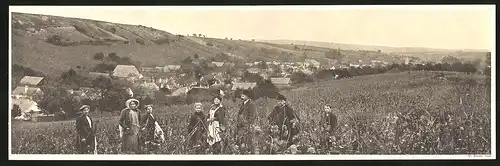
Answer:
xmin=81 ymin=138 xmax=86 ymax=142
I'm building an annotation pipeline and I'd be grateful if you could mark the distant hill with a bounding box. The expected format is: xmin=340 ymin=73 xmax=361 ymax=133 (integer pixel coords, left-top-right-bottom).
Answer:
xmin=11 ymin=12 xmax=489 ymax=79
xmin=258 ymin=39 xmax=490 ymax=63
xmin=258 ymin=39 xmax=489 ymax=53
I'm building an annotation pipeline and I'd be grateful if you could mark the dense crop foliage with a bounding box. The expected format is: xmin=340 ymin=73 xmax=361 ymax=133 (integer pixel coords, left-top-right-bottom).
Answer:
xmin=11 ymin=71 xmax=491 ymax=154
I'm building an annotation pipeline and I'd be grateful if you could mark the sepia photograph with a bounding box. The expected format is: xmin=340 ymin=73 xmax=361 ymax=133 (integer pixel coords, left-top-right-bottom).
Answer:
xmin=8 ymin=5 xmax=495 ymax=160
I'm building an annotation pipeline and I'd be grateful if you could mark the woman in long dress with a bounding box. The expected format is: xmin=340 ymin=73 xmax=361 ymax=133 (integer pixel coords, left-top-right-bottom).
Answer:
xmin=206 ymin=96 xmax=226 ymax=154
xmin=187 ymin=102 xmax=207 ymax=153
xmin=119 ymin=98 xmax=141 ymax=154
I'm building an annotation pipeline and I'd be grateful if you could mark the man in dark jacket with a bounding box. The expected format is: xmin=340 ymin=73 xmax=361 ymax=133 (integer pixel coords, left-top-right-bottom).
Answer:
xmin=75 ymin=105 xmax=95 ymax=154
xmin=235 ymin=90 xmax=257 ymax=153
xmin=268 ymin=94 xmax=300 ymax=145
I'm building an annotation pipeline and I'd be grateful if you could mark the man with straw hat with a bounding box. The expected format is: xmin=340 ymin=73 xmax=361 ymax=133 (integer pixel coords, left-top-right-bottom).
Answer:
xmin=119 ymin=98 xmax=141 ymax=154
xmin=75 ymin=105 xmax=95 ymax=154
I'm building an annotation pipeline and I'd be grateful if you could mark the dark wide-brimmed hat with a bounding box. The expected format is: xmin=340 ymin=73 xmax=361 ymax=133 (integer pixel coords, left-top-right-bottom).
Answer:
xmin=277 ymin=94 xmax=287 ymax=101
xmin=242 ymin=90 xmax=252 ymax=97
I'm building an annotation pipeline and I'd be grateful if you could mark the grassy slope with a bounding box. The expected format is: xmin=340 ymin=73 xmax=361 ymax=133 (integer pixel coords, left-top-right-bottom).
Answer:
xmin=11 ymin=12 xmax=320 ymax=77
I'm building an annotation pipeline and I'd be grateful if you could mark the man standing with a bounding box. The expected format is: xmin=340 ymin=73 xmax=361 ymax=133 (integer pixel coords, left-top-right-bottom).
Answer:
xmin=235 ymin=90 xmax=257 ymax=154
xmin=75 ymin=105 xmax=95 ymax=154
xmin=268 ymin=94 xmax=300 ymax=145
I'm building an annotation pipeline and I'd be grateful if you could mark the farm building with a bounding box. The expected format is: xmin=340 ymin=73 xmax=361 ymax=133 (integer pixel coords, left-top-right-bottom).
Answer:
xmin=19 ymin=76 xmax=44 ymax=86
xmin=155 ymin=66 xmax=167 ymax=72
xmin=140 ymin=66 xmax=157 ymax=72
xmin=247 ymin=68 xmax=261 ymax=74
xmin=11 ymin=98 xmax=42 ymax=120
xmin=231 ymin=82 xmax=257 ymax=90
xmin=164 ymin=65 xmax=181 ymax=72
xmin=12 ymin=86 xmax=43 ymax=99
xmin=270 ymin=77 xmax=291 ymax=88
xmin=212 ymin=61 xmax=225 ymax=67
xmin=349 ymin=64 xmax=360 ymax=68
xmin=88 ymin=72 xmax=112 ymax=80
xmin=112 ymin=65 xmax=143 ymax=81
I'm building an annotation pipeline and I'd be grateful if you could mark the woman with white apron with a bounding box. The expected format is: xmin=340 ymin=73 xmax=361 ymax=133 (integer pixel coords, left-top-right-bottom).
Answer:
xmin=206 ymin=96 xmax=226 ymax=154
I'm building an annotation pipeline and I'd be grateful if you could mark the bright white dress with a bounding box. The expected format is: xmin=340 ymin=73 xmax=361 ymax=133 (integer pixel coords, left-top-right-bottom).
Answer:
xmin=207 ymin=105 xmax=222 ymax=146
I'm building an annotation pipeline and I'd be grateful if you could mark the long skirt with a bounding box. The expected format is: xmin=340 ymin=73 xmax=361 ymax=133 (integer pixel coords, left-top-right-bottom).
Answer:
xmin=207 ymin=121 xmax=222 ymax=146
xmin=122 ymin=128 xmax=140 ymax=154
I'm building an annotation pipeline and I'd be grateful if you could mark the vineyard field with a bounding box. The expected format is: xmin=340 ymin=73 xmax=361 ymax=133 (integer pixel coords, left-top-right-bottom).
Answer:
xmin=11 ymin=71 xmax=492 ymax=154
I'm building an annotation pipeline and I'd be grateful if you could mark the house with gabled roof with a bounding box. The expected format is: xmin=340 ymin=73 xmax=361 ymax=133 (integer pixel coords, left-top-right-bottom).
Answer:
xmin=231 ymin=82 xmax=257 ymax=91
xmin=12 ymin=86 xmax=43 ymax=100
xmin=19 ymin=76 xmax=44 ymax=86
xmin=270 ymin=77 xmax=291 ymax=88
xmin=155 ymin=66 xmax=166 ymax=72
xmin=12 ymin=98 xmax=42 ymax=120
xmin=247 ymin=68 xmax=261 ymax=74
xmin=140 ymin=66 xmax=156 ymax=72
xmin=112 ymin=65 xmax=142 ymax=81
xmin=212 ymin=61 xmax=225 ymax=67
xmin=164 ymin=65 xmax=181 ymax=72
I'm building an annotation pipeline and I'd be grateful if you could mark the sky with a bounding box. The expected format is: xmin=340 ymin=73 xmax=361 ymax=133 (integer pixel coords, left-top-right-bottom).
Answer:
xmin=10 ymin=5 xmax=495 ymax=50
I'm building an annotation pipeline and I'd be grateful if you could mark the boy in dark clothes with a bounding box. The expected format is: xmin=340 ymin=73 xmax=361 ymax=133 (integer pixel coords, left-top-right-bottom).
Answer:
xmin=320 ymin=105 xmax=338 ymax=151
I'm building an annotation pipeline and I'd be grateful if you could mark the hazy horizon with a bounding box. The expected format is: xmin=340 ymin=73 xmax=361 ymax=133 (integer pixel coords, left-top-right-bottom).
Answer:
xmin=10 ymin=6 xmax=495 ymax=51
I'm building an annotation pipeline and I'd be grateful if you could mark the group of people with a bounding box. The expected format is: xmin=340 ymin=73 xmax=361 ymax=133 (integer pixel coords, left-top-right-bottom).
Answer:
xmin=75 ymin=99 xmax=165 ymax=154
xmin=75 ymin=90 xmax=339 ymax=154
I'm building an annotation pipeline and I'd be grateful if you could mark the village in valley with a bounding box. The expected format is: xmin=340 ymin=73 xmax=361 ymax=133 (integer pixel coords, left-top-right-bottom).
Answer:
xmin=11 ymin=48 xmax=481 ymax=123
xmin=9 ymin=6 xmax=493 ymax=156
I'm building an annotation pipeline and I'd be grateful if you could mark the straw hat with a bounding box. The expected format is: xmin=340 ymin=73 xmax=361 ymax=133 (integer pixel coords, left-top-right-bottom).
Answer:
xmin=125 ymin=98 xmax=140 ymax=108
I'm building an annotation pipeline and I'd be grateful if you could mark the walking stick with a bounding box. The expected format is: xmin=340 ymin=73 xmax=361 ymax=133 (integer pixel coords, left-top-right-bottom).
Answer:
xmin=94 ymin=136 xmax=97 ymax=154
xmin=94 ymin=120 xmax=98 ymax=154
